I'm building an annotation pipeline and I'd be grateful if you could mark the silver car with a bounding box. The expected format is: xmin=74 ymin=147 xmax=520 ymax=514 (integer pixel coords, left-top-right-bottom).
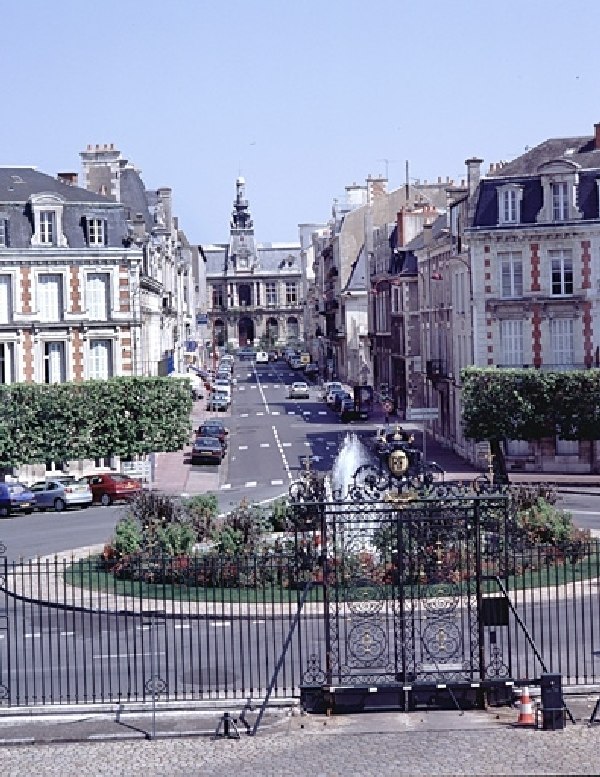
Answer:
xmin=30 ymin=477 xmax=93 ymax=512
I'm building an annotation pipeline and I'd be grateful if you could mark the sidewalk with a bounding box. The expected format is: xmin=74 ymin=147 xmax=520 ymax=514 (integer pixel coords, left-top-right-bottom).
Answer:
xmin=0 ymin=704 xmax=598 ymax=775
xmin=150 ymin=399 xmax=225 ymax=497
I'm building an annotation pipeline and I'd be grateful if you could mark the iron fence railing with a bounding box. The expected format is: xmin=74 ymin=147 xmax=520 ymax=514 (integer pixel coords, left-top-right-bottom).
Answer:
xmin=0 ymin=541 xmax=599 ymax=707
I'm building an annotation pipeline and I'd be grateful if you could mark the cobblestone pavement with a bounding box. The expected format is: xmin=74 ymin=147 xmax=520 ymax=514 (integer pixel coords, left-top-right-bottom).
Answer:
xmin=1 ymin=712 xmax=599 ymax=776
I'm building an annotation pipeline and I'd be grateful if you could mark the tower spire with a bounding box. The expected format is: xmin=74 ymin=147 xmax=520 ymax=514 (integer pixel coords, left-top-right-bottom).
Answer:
xmin=231 ymin=176 xmax=253 ymax=232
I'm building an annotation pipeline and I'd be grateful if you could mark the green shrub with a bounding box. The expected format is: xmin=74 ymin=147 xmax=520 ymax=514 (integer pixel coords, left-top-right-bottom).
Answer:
xmin=182 ymin=493 xmax=218 ymax=541
xmin=113 ymin=517 xmax=142 ymax=558
xmin=156 ymin=522 xmax=197 ymax=556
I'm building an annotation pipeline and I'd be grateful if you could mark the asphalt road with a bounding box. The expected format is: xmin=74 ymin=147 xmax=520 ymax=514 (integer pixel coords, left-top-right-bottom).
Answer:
xmin=1 ymin=357 xmax=600 ymax=563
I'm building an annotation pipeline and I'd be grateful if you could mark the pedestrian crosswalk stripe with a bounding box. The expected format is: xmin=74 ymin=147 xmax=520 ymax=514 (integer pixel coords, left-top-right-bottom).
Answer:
xmin=245 ymin=481 xmax=257 ymax=487
xmin=271 ymin=479 xmax=284 ymax=486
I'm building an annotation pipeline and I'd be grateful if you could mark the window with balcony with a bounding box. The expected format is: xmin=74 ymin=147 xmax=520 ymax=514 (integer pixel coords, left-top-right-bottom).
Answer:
xmin=500 ymin=319 xmax=524 ymax=365
xmin=285 ymin=282 xmax=298 ymax=305
xmin=499 ymin=252 xmax=523 ymax=297
xmin=550 ymin=318 xmax=574 ymax=366
xmin=0 ymin=274 xmax=12 ymax=323
xmin=550 ymin=250 xmax=573 ymax=295
xmin=211 ymin=285 xmax=224 ymax=309
xmin=44 ymin=341 xmax=66 ymax=383
xmin=38 ymin=274 xmax=63 ymax=321
xmin=265 ymin=282 xmax=278 ymax=306
xmin=86 ymin=272 xmax=110 ymax=320
xmin=88 ymin=339 xmax=113 ymax=379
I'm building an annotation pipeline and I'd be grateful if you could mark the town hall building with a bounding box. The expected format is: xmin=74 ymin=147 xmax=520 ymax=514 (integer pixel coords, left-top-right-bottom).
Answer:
xmin=201 ymin=178 xmax=303 ymax=350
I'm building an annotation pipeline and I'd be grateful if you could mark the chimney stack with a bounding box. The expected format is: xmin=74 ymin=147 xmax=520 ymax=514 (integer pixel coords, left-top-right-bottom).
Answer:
xmin=57 ymin=172 xmax=78 ymax=186
xmin=465 ymin=157 xmax=483 ymax=196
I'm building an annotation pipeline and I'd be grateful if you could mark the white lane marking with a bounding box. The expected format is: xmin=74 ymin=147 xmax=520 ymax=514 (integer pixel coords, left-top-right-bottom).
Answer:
xmin=260 ymin=443 xmax=270 ymax=448
xmin=211 ymin=622 xmax=232 ymax=628
xmin=60 ymin=631 xmax=75 ymax=637
xmin=287 ymin=411 xmax=296 ymax=415
xmin=282 ymin=443 xmax=292 ymax=448
xmin=238 ymin=387 xmax=246 ymax=392
xmin=245 ymin=481 xmax=257 ymax=487
xmin=251 ymin=385 xmax=257 ymax=389
xmin=318 ymin=411 xmax=327 ymax=415
xmin=271 ymin=479 xmax=284 ymax=486
xmin=174 ymin=624 xmax=191 ymax=630
xmin=24 ymin=634 xmax=41 ymax=639
xmin=304 ymin=442 xmax=311 ymax=447
xmin=273 ymin=425 xmax=293 ymax=482
xmin=240 ymin=413 xmax=249 ymax=417
xmin=253 ymin=364 xmax=271 ymax=415
xmin=257 ymin=412 xmax=265 ymax=416
xmin=239 ymin=445 xmax=248 ymax=450
xmin=251 ymin=620 xmax=266 ymax=625
xmin=302 ymin=411 xmax=311 ymax=416
xmin=271 ymin=411 xmax=280 ymax=416
xmin=274 ymin=385 xmax=280 ymax=389
xmin=221 ymin=484 xmax=231 ymax=490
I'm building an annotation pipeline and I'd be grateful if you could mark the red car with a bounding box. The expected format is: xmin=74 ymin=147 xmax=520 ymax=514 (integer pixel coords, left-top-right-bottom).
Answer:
xmin=84 ymin=473 xmax=142 ymax=506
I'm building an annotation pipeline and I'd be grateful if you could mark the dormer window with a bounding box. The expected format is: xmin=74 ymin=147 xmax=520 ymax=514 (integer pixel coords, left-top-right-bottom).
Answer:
xmin=39 ymin=211 xmax=55 ymax=244
xmin=86 ymin=217 xmax=106 ymax=246
xmin=497 ymin=184 xmax=522 ymax=225
xmin=0 ymin=217 xmax=8 ymax=247
xmin=536 ymin=160 xmax=582 ymax=224
xmin=552 ymin=182 xmax=569 ymax=221
xmin=30 ymin=193 xmax=67 ymax=247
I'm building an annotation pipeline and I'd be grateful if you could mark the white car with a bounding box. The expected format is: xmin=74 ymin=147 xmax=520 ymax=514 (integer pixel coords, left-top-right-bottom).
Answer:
xmin=322 ymin=381 xmax=343 ymax=400
xmin=255 ymin=351 xmax=269 ymax=364
xmin=288 ymin=381 xmax=310 ymax=399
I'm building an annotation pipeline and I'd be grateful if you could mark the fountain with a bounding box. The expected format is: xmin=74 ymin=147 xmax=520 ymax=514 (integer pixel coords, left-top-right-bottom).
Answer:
xmin=329 ymin=432 xmax=371 ymax=499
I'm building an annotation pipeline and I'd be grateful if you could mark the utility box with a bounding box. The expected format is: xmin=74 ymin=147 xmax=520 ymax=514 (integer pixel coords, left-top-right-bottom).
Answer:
xmin=540 ymin=673 xmax=565 ymax=730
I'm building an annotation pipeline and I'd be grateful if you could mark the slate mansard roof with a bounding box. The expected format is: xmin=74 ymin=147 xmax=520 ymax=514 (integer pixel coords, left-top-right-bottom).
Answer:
xmin=203 ymin=242 xmax=302 ymax=278
xmin=473 ymin=134 xmax=600 ymax=229
xmin=0 ymin=167 xmax=129 ymax=249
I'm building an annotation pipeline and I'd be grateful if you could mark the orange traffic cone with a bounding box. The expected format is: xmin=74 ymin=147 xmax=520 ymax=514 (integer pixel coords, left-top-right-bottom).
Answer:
xmin=517 ymin=686 xmax=535 ymax=726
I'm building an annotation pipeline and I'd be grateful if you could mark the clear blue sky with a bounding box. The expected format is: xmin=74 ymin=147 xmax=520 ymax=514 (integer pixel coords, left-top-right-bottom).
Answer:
xmin=2 ymin=0 xmax=600 ymax=245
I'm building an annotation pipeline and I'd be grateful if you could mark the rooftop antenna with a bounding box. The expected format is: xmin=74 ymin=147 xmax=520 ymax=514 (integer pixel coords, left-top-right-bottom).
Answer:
xmin=377 ymin=158 xmax=397 ymax=179
xmin=405 ymin=160 xmax=409 ymax=201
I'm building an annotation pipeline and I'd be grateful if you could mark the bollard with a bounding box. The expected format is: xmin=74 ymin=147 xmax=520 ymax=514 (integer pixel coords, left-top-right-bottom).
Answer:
xmin=540 ymin=673 xmax=565 ymax=731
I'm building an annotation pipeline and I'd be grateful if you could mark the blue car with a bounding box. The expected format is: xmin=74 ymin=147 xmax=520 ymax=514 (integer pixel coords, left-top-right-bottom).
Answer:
xmin=0 ymin=482 xmax=36 ymax=518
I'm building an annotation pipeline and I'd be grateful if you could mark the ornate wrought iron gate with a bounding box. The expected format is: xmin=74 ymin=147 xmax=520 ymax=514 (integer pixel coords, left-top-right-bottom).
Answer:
xmin=293 ymin=483 xmax=512 ymax=708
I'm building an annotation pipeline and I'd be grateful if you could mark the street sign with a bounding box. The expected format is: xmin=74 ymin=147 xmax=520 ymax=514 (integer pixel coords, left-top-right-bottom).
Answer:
xmin=405 ymin=407 xmax=439 ymax=422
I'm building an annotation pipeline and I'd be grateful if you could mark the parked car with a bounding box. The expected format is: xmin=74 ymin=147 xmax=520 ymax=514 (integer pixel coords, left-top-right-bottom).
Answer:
xmin=9 ymin=482 xmax=36 ymax=514
xmin=83 ymin=473 xmax=142 ymax=506
xmin=322 ymin=381 xmax=343 ymax=401
xmin=197 ymin=420 xmax=229 ymax=449
xmin=29 ymin=477 xmax=93 ymax=512
xmin=207 ymin=391 xmax=230 ymax=411
xmin=214 ymin=378 xmax=232 ymax=393
xmin=303 ymin=363 xmax=319 ymax=379
xmin=288 ymin=381 xmax=310 ymax=399
xmin=0 ymin=482 xmax=36 ymax=517
xmin=268 ymin=351 xmax=278 ymax=362
xmin=326 ymin=386 xmax=347 ymax=406
xmin=255 ymin=351 xmax=269 ymax=364
xmin=191 ymin=436 xmax=225 ymax=465
xmin=237 ymin=347 xmax=255 ymax=361
xmin=333 ymin=391 xmax=353 ymax=412
xmin=339 ymin=398 xmax=369 ymax=423
xmin=289 ymin=358 xmax=303 ymax=370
